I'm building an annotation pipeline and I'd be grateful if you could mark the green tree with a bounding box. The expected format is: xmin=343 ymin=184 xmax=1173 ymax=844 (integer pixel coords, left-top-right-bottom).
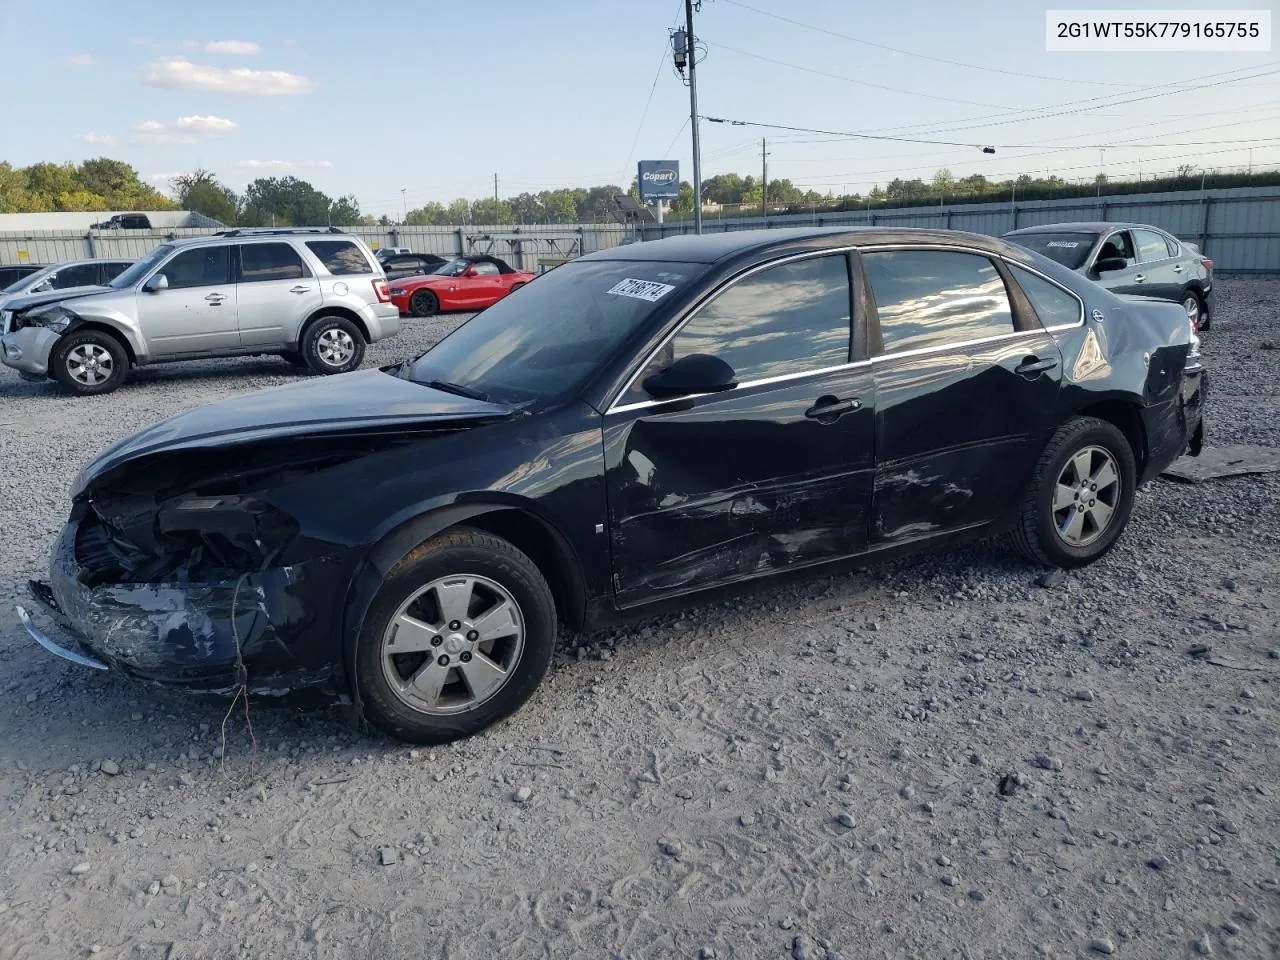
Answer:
xmin=328 ymin=194 xmax=364 ymax=226
xmin=539 ymin=189 xmax=577 ymax=223
xmin=240 ymin=176 xmax=334 ymax=226
xmin=470 ymin=197 xmax=515 ymax=224
xmin=405 ymin=202 xmax=446 ymax=226
xmin=173 ymin=169 xmax=239 ymax=225
xmin=77 ymin=158 xmax=172 ymax=209
xmin=668 ymin=181 xmax=695 ymax=217
xmin=445 ymin=198 xmax=471 ymax=223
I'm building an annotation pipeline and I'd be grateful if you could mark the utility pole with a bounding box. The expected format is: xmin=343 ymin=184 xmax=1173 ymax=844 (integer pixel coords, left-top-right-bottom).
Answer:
xmin=494 ymin=173 xmax=499 ymax=227
xmin=761 ymin=138 xmax=768 ymax=216
xmin=400 ymin=188 xmax=407 ymax=223
xmin=685 ymin=0 xmax=703 ymax=234
xmin=1097 ymin=148 xmax=1105 ymax=197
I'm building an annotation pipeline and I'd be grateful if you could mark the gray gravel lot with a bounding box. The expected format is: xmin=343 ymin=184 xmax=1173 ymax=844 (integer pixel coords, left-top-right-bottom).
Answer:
xmin=0 ymin=283 xmax=1277 ymax=960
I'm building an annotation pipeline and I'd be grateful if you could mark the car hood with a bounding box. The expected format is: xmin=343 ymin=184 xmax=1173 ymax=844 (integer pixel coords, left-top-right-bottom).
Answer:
xmin=2 ymin=285 xmax=111 ymax=313
xmin=72 ymin=368 xmax=514 ymax=498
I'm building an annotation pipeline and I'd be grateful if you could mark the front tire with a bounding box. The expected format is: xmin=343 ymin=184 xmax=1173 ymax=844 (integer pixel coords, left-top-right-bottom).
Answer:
xmin=301 ymin=315 xmax=365 ymax=375
xmin=51 ymin=330 xmax=130 ymax=396
xmin=354 ymin=528 xmax=556 ymax=744
xmin=1012 ymin=417 xmax=1137 ymax=569
xmin=409 ymin=290 xmax=439 ymax=317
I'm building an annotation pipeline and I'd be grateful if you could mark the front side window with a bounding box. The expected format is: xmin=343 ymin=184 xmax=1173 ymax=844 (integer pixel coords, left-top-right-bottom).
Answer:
xmin=863 ymin=250 xmax=1014 ymax=355
xmin=239 ymin=242 xmax=308 ymax=282
xmin=628 ymin=256 xmax=850 ymax=400
xmin=1135 ymin=229 xmax=1172 ymax=263
xmin=1097 ymin=231 xmax=1136 ymax=266
xmin=1009 ymin=265 xmax=1081 ymax=329
xmin=305 ymin=240 xmax=373 ymax=275
xmin=158 ymin=246 xmax=231 ymax=289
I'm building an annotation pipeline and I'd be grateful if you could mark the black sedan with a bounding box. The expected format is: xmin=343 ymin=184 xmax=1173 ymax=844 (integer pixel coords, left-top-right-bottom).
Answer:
xmin=1002 ymin=221 xmax=1214 ymax=330
xmin=19 ymin=227 xmax=1205 ymax=744
xmin=377 ymin=252 xmax=450 ymax=280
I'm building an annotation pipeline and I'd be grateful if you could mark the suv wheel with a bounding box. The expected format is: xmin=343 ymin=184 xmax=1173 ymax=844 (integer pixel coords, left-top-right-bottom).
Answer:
xmin=51 ymin=330 xmax=129 ymax=396
xmin=1012 ymin=417 xmax=1137 ymax=568
xmin=354 ymin=528 xmax=556 ymax=744
xmin=302 ymin=315 xmax=365 ymax=375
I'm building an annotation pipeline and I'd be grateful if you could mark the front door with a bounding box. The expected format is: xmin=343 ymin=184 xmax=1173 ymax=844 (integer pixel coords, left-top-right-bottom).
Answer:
xmin=235 ymin=241 xmax=323 ymax=348
xmin=860 ymin=248 xmax=1063 ymax=545
xmin=462 ymin=262 xmax=506 ymax=308
xmin=604 ymin=253 xmax=875 ymax=606
xmin=136 ymin=244 xmax=238 ymax=357
xmin=1132 ymin=228 xmax=1182 ymax=302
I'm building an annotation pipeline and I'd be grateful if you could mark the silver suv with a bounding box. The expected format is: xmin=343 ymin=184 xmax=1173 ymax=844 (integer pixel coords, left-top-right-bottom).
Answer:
xmin=0 ymin=228 xmax=400 ymax=395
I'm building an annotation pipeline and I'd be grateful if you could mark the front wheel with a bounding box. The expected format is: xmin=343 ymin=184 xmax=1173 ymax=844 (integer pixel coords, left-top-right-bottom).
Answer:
xmin=354 ymin=528 xmax=556 ymax=744
xmin=409 ymin=289 xmax=439 ymax=317
xmin=51 ymin=330 xmax=130 ymax=396
xmin=1012 ymin=417 xmax=1137 ymax=568
xmin=302 ymin=315 xmax=365 ymax=375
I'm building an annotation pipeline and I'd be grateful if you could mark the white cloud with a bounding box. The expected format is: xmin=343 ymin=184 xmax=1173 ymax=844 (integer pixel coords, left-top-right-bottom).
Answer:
xmin=143 ymin=57 xmax=313 ymax=95
xmin=76 ymin=132 xmax=118 ymax=146
xmin=130 ymin=120 xmax=198 ymax=145
xmin=176 ymin=114 xmax=238 ymax=134
xmin=66 ymin=54 xmax=94 ymax=66
xmin=205 ymin=40 xmax=261 ymax=55
xmin=148 ymin=171 xmax=187 ymax=183
xmin=236 ymin=159 xmax=332 ymax=172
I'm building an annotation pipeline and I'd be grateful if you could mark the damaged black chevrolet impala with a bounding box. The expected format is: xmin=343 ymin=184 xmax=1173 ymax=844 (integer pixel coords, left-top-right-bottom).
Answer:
xmin=19 ymin=228 xmax=1205 ymax=743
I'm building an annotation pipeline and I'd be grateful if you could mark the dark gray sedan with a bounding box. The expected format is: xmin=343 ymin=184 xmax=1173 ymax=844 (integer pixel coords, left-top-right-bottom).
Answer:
xmin=1003 ymin=221 xmax=1213 ymax=330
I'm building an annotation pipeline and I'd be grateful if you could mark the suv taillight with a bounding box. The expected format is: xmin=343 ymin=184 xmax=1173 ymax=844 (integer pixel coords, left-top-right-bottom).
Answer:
xmin=372 ymin=279 xmax=391 ymax=303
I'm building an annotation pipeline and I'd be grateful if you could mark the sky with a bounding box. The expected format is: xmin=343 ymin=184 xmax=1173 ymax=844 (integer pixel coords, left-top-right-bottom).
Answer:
xmin=1 ymin=0 xmax=1276 ymax=219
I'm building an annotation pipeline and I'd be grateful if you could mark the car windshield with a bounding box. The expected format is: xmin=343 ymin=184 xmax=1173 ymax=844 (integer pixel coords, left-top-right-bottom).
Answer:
xmin=2 ymin=267 xmax=52 ymax=293
xmin=1005 ymin=232 xmax=1098 ymax=270
xmin=406 ymin=259 xmax=701 ymax=403
xmin=109 ymin=244 xmax=174 ymax=288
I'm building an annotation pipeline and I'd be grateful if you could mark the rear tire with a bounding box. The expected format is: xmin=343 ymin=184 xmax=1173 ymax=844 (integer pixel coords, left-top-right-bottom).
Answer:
xmin=301 ymin=315 xmax=365 ymax=375
xmin=1012 ymin=417 xmax=1137 ymax=569
xmin=51 ymin=330 xmax=130 ymax=396
xmin=1182 ymin=289 xmax=1207 ymax=332
xmin=354 ymin=528 xmax=556 ymax=745
xmin=409 ymin=290 xmax=439 ymax=317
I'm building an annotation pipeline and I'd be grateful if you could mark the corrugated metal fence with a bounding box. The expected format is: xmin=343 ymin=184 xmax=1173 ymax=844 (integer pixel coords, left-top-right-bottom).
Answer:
xmin=641 ymin=185 xmax=1280 ymax=274
xmin=2 ymin=186 xmax=1276 ymax=272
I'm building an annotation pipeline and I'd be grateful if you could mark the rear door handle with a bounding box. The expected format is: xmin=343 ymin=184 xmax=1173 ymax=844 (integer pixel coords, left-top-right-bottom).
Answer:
xmin=289 ymin=285 xmax=311 ymax=294
xmin=1015 ymin=356 xmax=1059 ymax=378
xmin=805 ymin=396 xmax=862 ymax=422
xmin=1133 ymin=273 xmax=1146 ymax=283
xmin=1172 ymin=265 xmax=1183 ymax=273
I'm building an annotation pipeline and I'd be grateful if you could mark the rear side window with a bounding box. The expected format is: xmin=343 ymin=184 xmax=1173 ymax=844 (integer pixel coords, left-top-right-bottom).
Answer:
xmin=1135 ymin=229 xmax=1171 ymax=263
xmin=306 ymin=239 xmax=373 ymax=275
xmin=103 ymin=262 xmax=133 ymax=282
xmin=632 ymin=254 xmax=851 ymax=396
xmin=863 ymin=250 xmax=1014 ymax=355
xmin=1164 ymin=235 xmax=1180 ymax=257
xmin=472 ymin=262 xmax=501 ymax=276
xmin=1009 ymin=265 xmax=1081 ymax=329
xmin=159 ymin=246 xmax=231 ymax=289
xmin=50 ymin=263 xmax=100 ymax=289
xmin=240 ymin=242 xmax=308 ymax=282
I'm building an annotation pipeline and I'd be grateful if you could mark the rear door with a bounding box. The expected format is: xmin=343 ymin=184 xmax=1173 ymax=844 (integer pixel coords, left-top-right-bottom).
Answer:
xmin=604 ymin=252 xmax=875 ymax=604
xmin=135 ymin=244 xmax=238 ymax=356
xmin=860 ymin=247 xmax=1063 ymax=545
xmin=234 ymin=241 xmax=322 ymax=347
xmin=1133 ymin=228 xmax=1181 ymax=301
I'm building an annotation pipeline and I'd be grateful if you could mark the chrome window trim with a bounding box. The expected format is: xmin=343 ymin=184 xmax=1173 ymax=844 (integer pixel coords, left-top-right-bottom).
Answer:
xmin=604 ymin=243 xmax=1088 ymax=417
xmin=604 ymin=246 xmax=860 ymax=415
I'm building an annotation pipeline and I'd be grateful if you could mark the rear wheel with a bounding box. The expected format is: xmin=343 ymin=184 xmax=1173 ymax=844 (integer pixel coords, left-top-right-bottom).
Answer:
xmin=1012 ymin=417 xmax=1136 ymax=568
xmin=1182 ymin=290 xmax=1206 ymax=332
xmin=301 ymin=315 xmax=365 ymax=375
xmin=354 ymin=528 xmax=556 ymax=744
xmin=409 ymin=289 xmax=439 ymax=317
xmin=508 ymin=282 xmax=526 ymax=295
xmin=51 ymin=330 xmax=129 ymax=396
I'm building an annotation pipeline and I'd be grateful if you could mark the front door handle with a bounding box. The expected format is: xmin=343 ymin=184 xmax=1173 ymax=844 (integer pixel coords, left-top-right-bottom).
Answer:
xmin=1015 ymin=356 xmax=1059 ymax=379
xmin=1133 ymin=273 xmax=1146 ymax=283
xmin=805 ymin=396 xmax=862 ymax=422
xmin=204 ymin=292 xmax=225 ymax=304
xmin=1172 ymin=265 xmax=1183 ymax=274
xmin=289 ymin=285 xmax=311 ymax=294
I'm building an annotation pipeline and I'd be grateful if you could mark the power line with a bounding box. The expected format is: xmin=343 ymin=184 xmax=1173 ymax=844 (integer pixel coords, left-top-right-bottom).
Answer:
xmin=720 ymin=0 xmax=1139 ymax=87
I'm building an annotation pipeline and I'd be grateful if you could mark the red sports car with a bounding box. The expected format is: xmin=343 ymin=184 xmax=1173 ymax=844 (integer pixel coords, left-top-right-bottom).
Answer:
xmin=389 ymin=256 xmax=535 ymax=316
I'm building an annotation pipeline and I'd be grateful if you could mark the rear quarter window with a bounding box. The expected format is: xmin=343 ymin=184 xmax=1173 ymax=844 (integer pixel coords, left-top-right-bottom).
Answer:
xmin=305 ymin=240 xmax=374 ymax=275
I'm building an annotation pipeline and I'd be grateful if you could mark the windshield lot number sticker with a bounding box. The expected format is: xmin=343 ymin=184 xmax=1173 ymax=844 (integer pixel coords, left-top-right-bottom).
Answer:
xmin=606 ymin=278 xmax=676 ymax=302
xmin=1046 ymin=241 xmax=1080 ymax=248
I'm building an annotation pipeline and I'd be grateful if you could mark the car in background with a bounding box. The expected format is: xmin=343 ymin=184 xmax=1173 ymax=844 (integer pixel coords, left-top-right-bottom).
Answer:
xmin=0 ymin=228 xmax=399 ymax=395
xmin=0 ymin=264 xmax=48 ymax=289
xmin=389 ymin=255 xmax=535 ymax=316
xmin=1 ymin=258 xmax=135 ymax=310
xmin=376 ymin=247 xmax=412 ymax=258
xmin=379 ymin=252 xmax=449 ymax=280
xmin=17 ymin=227 xmax=1203 ymax=744
xmin=1002 ymin=222 xmax=1214 ymax=330
xmin=91 ymin=213 xmax=152 ymax=230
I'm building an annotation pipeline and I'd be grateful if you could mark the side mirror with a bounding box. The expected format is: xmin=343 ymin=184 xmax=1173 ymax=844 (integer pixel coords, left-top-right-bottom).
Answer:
xmin=1094 ymin=257 xmax=1127 ymax=274
xmin=143 ymin=273 xmax=169 ymax=293
xmin=642 ymin=353 xmax=738 ymax=399
xmin=31 ymin=280 xmax=53 ymax=293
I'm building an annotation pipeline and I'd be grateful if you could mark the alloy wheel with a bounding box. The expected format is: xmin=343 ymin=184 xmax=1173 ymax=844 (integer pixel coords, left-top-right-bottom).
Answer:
xmin=316 ymin=327 xmax=355 ymax=366
xmin=1183 ymin=294 xmax=1201 ymax=330
xmin=1052 ymin=445 xmax=1122 ymax=547
xmin=65 ymin=343 xmax=113 ymax=385
xmin=379 ymin=575 xmax=526 ymax=716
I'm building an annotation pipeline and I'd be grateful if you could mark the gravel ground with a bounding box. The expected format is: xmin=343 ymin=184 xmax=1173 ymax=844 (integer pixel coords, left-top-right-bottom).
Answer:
xmin=0 ymin=282 xmax=1276 ymax=960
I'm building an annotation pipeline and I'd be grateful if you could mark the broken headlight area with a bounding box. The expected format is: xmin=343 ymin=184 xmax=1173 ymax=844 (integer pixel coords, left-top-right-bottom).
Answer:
xmin=13 ymin=304 xmax=77 ymax=334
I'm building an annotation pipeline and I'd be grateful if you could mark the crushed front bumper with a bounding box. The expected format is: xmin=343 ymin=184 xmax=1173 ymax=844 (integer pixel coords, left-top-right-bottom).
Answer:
xmin=0 ymin=326 xmax=60 ymax=377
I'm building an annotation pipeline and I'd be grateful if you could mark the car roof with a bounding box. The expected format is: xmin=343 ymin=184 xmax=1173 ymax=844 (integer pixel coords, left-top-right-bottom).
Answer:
xmin=1003 ymin=221 xmax=1170 ymax=235
xmin=578 ymin=226 xmax=1023 ymax=264
xmin=164 ymin=229 xmax=364 ymax=250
